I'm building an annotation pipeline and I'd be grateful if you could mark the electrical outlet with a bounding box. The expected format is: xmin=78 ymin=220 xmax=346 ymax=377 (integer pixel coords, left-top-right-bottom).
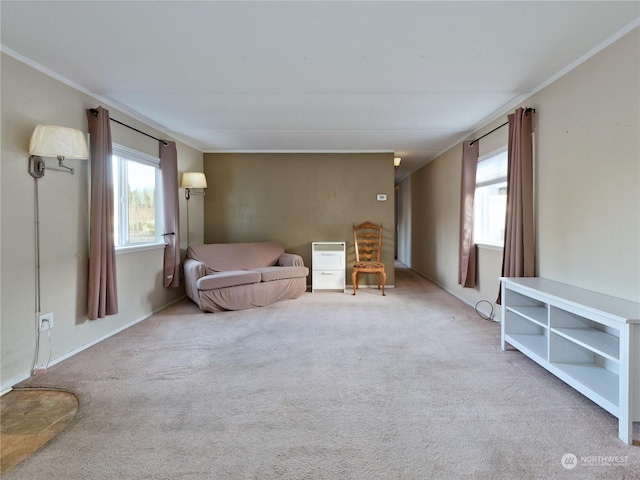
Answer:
xmin=39 ymin=312 xmax=54 ymax=332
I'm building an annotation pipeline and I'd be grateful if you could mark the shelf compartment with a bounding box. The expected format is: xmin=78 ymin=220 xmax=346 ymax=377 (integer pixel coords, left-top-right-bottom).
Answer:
xmin=551 ymin=362 xmax=619 ymax=413
xmin=552 ymin=327 xmax=619 ymax=362
xmin=505 ymin=333 xmax=548 ymax=360
xmin=549 ymin=332 xmax=618 ymax=412
xmin=504 ymin=310 xmax=548 ymax=335
xmin=507 ymin=305 xmax=549 ymax=328
xmin=312 ymin=242 xmax=345 ymax=253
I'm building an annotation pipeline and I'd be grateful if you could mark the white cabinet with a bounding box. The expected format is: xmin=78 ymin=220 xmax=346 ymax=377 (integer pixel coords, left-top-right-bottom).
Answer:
xmin=501 ymin=277 xmax=640 ymax=445
xmin=312 ymin=242 xmax=346 ymax=292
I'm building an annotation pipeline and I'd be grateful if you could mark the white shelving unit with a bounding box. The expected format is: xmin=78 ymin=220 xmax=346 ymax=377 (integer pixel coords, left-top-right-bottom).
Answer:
xmin=311 ymin=242 xmax=346 ymax=292
xmin=500 ymin=277 xmax=640 ymax=445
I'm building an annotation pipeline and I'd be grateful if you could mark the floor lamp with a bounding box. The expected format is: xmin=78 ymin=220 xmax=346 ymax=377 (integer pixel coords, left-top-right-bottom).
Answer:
xmin=181 ymin=172 xmax=208 ymax=246
xmin=28 ymin=125 xmax=89 ymax=374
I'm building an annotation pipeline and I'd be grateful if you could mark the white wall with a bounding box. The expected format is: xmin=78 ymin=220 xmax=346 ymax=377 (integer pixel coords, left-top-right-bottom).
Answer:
xmin=0 ymin=54 xmax=204 ymax=391
xmin=405 ymin=27 xmax=640 ymax=312
xmin=396 ymin=179 xmax=411 ymax=267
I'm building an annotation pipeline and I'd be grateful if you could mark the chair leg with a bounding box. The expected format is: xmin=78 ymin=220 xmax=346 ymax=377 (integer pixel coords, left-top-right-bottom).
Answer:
xmin=381 ymin=270 xmax=386 ymax=296
xmin=352 ymin=271 xmax=358 ymax=295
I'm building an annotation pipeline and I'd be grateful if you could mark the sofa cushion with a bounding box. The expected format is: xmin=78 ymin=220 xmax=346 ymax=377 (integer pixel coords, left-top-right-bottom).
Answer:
xmin=196 ymin=270 xmax=262 ymax=290
xmin=187 ymin=243 xmax=284 ymax=271
xmin=250 ymin=266 xmax=309 ymax=282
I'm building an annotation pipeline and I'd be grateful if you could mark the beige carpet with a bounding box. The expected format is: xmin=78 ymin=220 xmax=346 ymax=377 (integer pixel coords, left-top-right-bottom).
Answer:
xmin=6 ymin=267 xmax=640 ymax=479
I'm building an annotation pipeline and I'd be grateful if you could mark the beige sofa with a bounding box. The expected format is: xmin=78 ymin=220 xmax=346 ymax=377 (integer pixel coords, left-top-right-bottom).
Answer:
xmin=183 ymin=242 xmax=309 ymax=312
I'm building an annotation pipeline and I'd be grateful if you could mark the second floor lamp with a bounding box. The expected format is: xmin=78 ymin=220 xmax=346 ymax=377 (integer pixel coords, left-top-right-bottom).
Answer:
xmin=180 ymin=172 xmax=208 ymax=246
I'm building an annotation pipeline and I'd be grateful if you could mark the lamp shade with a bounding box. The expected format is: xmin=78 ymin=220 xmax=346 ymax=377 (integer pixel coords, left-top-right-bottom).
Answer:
xmin=181 ymin=172 xmax=208 ymax=189
xmin=29 ymin=125 xmax=89 ymax=159
xmin=394 ymin=157 xmax=402 ymax=167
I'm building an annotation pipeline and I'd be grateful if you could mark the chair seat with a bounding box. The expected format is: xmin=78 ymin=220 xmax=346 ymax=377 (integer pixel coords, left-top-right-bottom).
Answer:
xmin=354 ymin=261 xmax=385 ymax=269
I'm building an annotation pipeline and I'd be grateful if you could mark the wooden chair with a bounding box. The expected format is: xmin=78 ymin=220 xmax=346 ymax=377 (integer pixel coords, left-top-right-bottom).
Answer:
xmin=352 ymin=222 xmax=386 ymax=296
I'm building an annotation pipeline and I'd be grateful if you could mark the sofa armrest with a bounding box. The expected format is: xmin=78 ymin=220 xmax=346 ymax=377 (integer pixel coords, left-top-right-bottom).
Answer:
xmin=183 ymin=258 xmax=210 ymax=306
xmin=278 ymin=253 xmax=304 ymax=267
xmin=184 ymin=258 xmax=209 ymax=280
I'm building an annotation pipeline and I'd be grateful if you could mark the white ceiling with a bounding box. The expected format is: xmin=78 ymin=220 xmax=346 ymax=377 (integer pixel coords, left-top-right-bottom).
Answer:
xmin=2 ymin=1 xmax=639 ymax=180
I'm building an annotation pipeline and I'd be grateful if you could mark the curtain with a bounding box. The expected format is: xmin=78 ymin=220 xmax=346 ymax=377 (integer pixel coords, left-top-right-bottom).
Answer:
xmin=458 ymin=140 xmax=479 ymax=287
xmin=498 ymin=107 xmax=535 ymax=303
xmin=160 ymin=141 xmax=181 ymax=288
xmin=86 ymin=107 xmax=118 ymax=319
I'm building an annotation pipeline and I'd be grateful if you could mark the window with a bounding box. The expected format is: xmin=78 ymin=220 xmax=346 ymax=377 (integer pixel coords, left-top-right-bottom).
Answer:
xmin=474 ymin=148 xmax=507 ymax=247
xmin=112 ymin=144 xmax=163 ymax=247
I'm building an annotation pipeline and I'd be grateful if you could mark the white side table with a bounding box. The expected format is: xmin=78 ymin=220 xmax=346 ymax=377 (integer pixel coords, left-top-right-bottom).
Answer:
xmin=312 ymin=242 xmax=346 ymax=292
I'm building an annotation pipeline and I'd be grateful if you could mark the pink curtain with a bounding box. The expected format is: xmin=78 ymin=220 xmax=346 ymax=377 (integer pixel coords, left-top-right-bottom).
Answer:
xmin=160 ymin=141 xmax=181 ymax=288
xmin=458 ymin=141 xmax=479 ymax=287
xmin=86 ymin=107 xmax=118 ymax=319
xmin=498 ymin=107 xmax=535 ymax=302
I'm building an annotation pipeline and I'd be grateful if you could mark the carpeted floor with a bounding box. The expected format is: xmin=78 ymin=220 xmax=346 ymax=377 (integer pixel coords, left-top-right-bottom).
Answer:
xmin=5 ymin=267 xmax=640 ymax=479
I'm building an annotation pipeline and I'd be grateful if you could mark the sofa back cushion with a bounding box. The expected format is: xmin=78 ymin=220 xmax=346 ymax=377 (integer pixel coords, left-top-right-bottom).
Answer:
xmin=187 ymin=242 xmax=285 ymax=272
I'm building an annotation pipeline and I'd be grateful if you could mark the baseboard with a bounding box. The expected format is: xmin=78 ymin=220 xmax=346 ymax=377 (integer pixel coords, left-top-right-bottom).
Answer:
xmin=412 ymin=269 xmax=501 ymax=323
xmin=0 ymin=296 xmax=185 ymax=393
xmin=1 ymin=373 xmax=30 ymax=395
xmin=306 ymin=284 xmax=396 ymax=290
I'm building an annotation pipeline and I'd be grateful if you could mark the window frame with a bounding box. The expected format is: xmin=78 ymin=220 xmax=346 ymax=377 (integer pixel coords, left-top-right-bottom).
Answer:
xmin=111 ymin=143 xmax=164 ymax=252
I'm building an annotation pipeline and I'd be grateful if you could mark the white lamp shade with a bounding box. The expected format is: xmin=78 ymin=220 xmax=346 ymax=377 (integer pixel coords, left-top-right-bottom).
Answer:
xmin=181 ymin=172 xmax=208 ymax=189
xmin=394 ymin=157 xmax=402 ymax=167
xmin=29 ymin=125 xmax=89 ymax=159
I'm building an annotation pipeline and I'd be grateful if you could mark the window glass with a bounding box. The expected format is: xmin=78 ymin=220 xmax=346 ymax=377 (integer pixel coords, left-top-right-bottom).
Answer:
xmin=112 ymin=144 xmax=163 ymax=247
xmin=476 ymin=149 xmax=507 ymax=186
xmin=474 ymin=148 xmax=507 ymax=246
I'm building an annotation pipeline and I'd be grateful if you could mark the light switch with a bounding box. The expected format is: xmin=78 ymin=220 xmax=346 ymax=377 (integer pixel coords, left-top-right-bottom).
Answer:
xmin=376 ymin=194 xmax=387 ymax=201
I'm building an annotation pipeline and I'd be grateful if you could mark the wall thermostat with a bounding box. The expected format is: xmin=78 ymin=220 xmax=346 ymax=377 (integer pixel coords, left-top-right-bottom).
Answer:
xmin=376 ymin=194 xmax=387 ymax=201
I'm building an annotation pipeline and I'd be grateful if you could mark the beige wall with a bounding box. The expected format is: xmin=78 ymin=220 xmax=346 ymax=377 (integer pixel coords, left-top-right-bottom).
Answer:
xmin=531 ymin=28 xmax=639 ymax=298
xmin=404 ymin=27 xmax=640 ymax=315
xmin=1 ymin=54 xmax=203 ymax=390
xmin=203 ymin=153 xmax=395 ymax=286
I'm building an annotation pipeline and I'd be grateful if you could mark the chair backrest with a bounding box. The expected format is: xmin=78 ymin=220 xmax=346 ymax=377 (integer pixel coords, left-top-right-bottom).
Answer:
xmin=353 ymin=222 xmax=383 ymax=263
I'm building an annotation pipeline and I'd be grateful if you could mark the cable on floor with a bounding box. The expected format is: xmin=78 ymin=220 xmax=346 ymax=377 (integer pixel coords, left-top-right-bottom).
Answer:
xmin=475 ymin=300 xmax=498 ymax=322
